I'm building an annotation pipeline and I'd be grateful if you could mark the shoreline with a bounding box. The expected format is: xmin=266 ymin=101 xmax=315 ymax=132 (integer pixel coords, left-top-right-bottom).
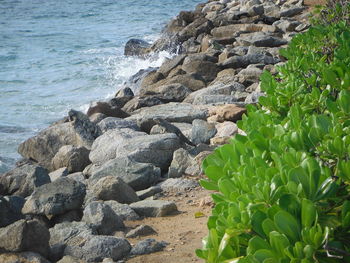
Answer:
xmin=0 ymin=0 xmax=317 ymax=262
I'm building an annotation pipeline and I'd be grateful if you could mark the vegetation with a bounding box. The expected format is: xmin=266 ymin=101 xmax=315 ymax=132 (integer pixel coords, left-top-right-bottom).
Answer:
xmin=310 ymin=0 xmax=350 ymax=26
xmin=197 ymin=7 xmax=350 ymax=263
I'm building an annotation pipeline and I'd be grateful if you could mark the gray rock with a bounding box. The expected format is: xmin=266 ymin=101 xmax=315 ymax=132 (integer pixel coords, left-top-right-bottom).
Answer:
xmin=126 ymin=102 xmax=209 ymax=123
xmin=115 ymin=87 xmax=134 ymax=97
xmin=49 ymin=167 xmax=68 ymax=182
xmin=0 ymin=163 xmax=50 ymax=198
xmin=89 ymin=157 xmax=161 ymax=191
xmin=50 ymin=210 xmax=81 ymax=225
xmin=158 ymin=178 xmax=199 ymax=192
xmin=130 ymin=239 xmax=167 ymax=255
xmin=0 ymin=196 xmax=24 ymax=227
xmin=22 ymin=177 xmax=86 ymax=216
xmin=18 ymin=110 xmax=100 ymax=170
xmin=245 ymin=91 xmax=265 ymax=104
xmin=192 ymin=94 xmax=247 ymax=105
xmin=89 ymin=128 xmax=146 ymax=164
xmin=0 ymin=252 xmax=51 ymax=263
xmin=274 ymin=19 xmax=301 ymax=32
xmin=280 ymin=7 xmax=305 ymax=17
xmin=104 ymin=200 xmax=140 ymax=221
xmin=130 ymin=200 xmax=177 ymax=217
xmin=67 ymin=172 xmax=86 ymax=183
xmin=51 ymin=145 xmax=91 ymax=173
xmin=237 ymin=32 xmax=288 ymax=47
xmin=182 ymin=59 xmax=220 ymax=83
xmin=82 ymin=201 xmax=124 ymax=235
xmin=64 ymin=235 xmax=130 ymax=262
xmin=124 ymin=39 xmax=151 ymax=57
xmin=57 ymin=255 xmax=85 ymax=263
xmin=136 ymin=186 xmax=162 ymax=200
xmin=158 ymin=54 xmax=186 ymax=77
xmin=126 ymin=225 xmax=157 ymax=238
xmin=0 ymin=219 xmax=50 ymax=257
xmin=140 ymin=83 xmax=192 ymax=103
xmin=168 ymin=148 xmax=193 ymax=178
xmin=220 ymin=53 xmax=277 ymax=69
xmin=87 ymin=101 xmax=130 ymax=119
xmin=122 ymin=96 xmax=164 ymax=113
xmin=191 ymin=119 xmax=217 ymax=144
xmin=121 ymin=67 xmax=158 ymax=95
xmin=98 ymin=117 xmax=139 ymax=133
xmin=91 ymin=176 xmax=139 ymax=204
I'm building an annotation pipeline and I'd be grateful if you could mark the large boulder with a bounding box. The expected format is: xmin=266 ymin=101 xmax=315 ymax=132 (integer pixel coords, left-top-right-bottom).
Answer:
xmin=0 ymin=219 xmax=50 ymax=257
xmin=18 ymin=110 xmax=100 ymax=171
xmin=219 ymin=53 xmax=277 ymax=69
xmin=191 ymin=119 xmax=217 ymax=144
xmin=140 ymin=83 xmax=192 ymax=103
xmin=104 ymin=200 xmax=140 ymax=221
xmin=22 ymin=177 xmax=86 ymax=216
xmin=121 ymin=67 xmax=158 ymax=95
xmin=89 ymin=157 xmax=161 ymax=190
xmin=130 ymin=200 xmax=177 ymax=217
xmin=122 ymin=96 xmax=164 ymax=113
xmin=51 ymin=145 xmax=90 ymax=173
xmin=181 ymin=59 xmax=220 ymax=83
xmin=97 ymin=117 xmax=139 ymax=133
xmin=0 ymin=163 xmax=50 ymax=197
xmin=124 ymin=39 xmax=151 ymax=57
xmin=236 ymin=32 xmax=288 ymax=47
xmin=0 ymin=196 xmax=24 ymax=227
xmin=150 ymin=73 xmax=206 ymax=92
xmin=87 ymin=101 xmax=129 ymax=118
xmin=157 ymin=54 xmax=186 ymax=77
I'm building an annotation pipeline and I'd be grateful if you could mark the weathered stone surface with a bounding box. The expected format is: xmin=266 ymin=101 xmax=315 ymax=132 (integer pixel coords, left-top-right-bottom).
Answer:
xmin=89 ymin=157 xmax=161 ymax=191
xmin=0 ymin=219 xmax=50 ymax=257
xmin=97 ymin=117 xmax=139 ymax=133
xmin=140 ymin=83 xmax=192 ymax=103
xmin=126 ymin=225 xmax=157 ymax=238
xmin=158 ymin=54 xmax=186 ymax=76
xmin=104 ymin=200 xmax=140 ymax=221
xmin=82 ymin=201 xmax=124 ymax=235
xmin=245 ymin=91 xmax=265 ymax=104
xmin=236 ymin=32 xmax=288 ymax=47
xmin=274 ymin=19 xmax=301 ymax=32
xmin=0 ymin=252 xmax=51 ymax=263
xmin=182 ymin=59 xmax=220 ymax=83
xmin=22 ymin=177 xmax=86 ymax=216
xmin=191 ymin=119 xmax=217 ymax=144
xmin=192 ymin=94 xmax=247 ymax=105
xmin=140 ymin=71 xmax=165 ymax=89
xmin=208 ymin=104 xmax=247 ymax=122
xmin=0 ymin=163 xmax=50 ymax=198
xmin=51 ymin=145 xmax=90 ymax=174
xmin=49 ymin=167 xmax=68 ymax=182
xmin=215 ymin=121 xmax=238 ymax=137
xmin=64 ymin=235 xmax=130 ymax=262
xmin=136 ymin=186 xmax=162 ymax=200
xmin=130 ymin=200 xmax=177 ymax=217
xmin=168 ymin=148 xmax=193 ymax=178
xmin=159 ymin=178 xmax=199 ymax=192
xmin=57 ymin=255 xmax=85 ymax=263
xmin=18 ymin=110 xmax=100 ymax=170
xmin=130 ymin=239 xmax=167 ymax=255
xmin=280 ymin=7 xmax=305 ymax=17
xmin=153 ymin=74 xmax=206 ymax=91
xmin=219 ymin=53 xmax=277 ymax=69
xmin=122 ymin=96 xmax=164 ymax=113
xmin=67 ymin=172 xmax=86 ymax=183
xmin=124 ymin=38 xmax=151 ymax=57
xmin=121 ymin=67 xmax=158 ymax=95
xmin=211 ymin=24 xmax=276 ymax=39
xmin=50 ymin=210 xmax=82 ymax=225
xmin=87 ymin=101 xmax=130 ymax=118
xmin=237 ymin=66 xmax=263 ymax=84
xmin=91 ymin=176 xmax=139 ymax=204
xmin=0 ymin=196 xmax=24 ymax=227
xmin=89 ymin=128 xmax=146 ymax=164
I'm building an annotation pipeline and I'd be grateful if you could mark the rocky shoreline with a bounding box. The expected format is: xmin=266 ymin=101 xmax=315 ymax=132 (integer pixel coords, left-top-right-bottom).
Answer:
xmin=0 ymin=0 xmax=313 ymax=262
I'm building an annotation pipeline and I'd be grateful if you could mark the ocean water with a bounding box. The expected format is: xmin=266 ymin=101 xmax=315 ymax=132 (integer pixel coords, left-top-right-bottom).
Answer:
xmin=0 ymin=0 xmax=203 ymax=173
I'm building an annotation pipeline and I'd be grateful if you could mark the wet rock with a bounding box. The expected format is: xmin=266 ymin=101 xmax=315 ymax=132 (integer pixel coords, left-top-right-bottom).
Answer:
xmin=87 ymin=101 xmax=130 ymax=118
xmin=130 ymin=200 xmax=177 ymax=217
xmin=0 ymin=252 xmax=51 ymax=263
xmin=124 ymin=39 xmax=151 ymax=57
xmin=126 ymin=225 xmax=157 ymax=238
xmin=115 ymin=87 xmax=134 ymax=98
xmin=159 ymin=178 xmax=199 ymax=192
xmin=136 ymin=186 xmax=162 ymax=200
xmin=104 ymin=200 xmax=140 ymax=221
xmin=98 ymin=117 xmax=139 ymax=133
xmin=49 ymin=167 xmax=68 ymax=182
xmin=89 ymin=112 xmax=106 ymax=124
xmin=0 ymin=163 xmax=50 ymax=198
xmin=0 ymin=219 xmax=50 ymax=257
xmin=157 ymin=54 xmax=186 ymax=77
xmin=22 ymin=177 xmax=86 ymax=216
xmin=208 ymin=104 xmax=247 ymax=122
xmin=130 ymin=239 xmax=167 ymax=255
xmin=0 ymin=196 xmax=24 ymax=227
xmin=121 ymin=67 xmax=158 ymax=95
xmin=191 ymin=119 xmax=217 ymax=144
xmin=82 ymin=201 xmax=124 ymax=235
xmin=91 ymin=176 xmax=139 ymax=204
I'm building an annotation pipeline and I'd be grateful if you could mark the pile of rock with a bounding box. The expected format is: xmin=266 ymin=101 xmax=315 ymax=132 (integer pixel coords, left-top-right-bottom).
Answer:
xmin=0 ymin=0 xmax=311 ymax=262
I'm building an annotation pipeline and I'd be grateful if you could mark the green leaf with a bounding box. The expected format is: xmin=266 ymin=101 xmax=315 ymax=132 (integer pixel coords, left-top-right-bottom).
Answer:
xmin=274 ymin=211 xmax=301 ymax=243
xmin=269 ymin=231 xmax=290 ymax=258
xmin=301 ymin=199 xmax=317 ymax=228
xmin=248 ymin=236 xmax=271 ymax=255
xmin=342 ymin=201 xmax=350 ymax=228
xmin=200 ymin=179 xmax=219 ymax=191
xmin=252 ymin=211 xmax=268 ymax=238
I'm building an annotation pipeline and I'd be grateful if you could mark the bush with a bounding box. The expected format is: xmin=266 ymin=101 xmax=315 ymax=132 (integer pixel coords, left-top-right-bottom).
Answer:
xmin=311 ymin=0 xmax=350 ymax=26
xmin=197 ymin=22 xmax=350 ymax=263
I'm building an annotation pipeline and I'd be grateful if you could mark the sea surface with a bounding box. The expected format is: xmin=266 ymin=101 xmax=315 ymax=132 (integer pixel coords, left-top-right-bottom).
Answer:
xmin=0 ymin=0 xmax=203 ymax=173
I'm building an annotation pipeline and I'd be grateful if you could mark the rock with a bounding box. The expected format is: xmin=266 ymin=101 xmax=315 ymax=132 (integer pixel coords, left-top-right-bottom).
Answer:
xmin=124 ymin=39 xmax=151 ymax=57
xmin=50 ymin=210 xmax=82 ymax=225
xmin=89 ymin=157 xmax=161 ymax=191
xmin=211 ymin=24 xmax=276 ymax=39
xmin=219 ymin=53 xmax=276 ymax=69
xmin=122 ymin=96 xmax=164 ymax=113
xmin=126 ymin=102 xmax=209 ymax=123
xmin=236 ymin=32 xmax=288 ymax=47
xmin=67 ymin=172 xmax=86 ymax=183
xmin=121 ymin=67 xmax=158 ymax=95
xmin=158 ymin=54 xmax=186 ymax=77
xmin=18 ymin=110 xmax=100 ymax=170
xmin=159 ymin=178 xmax=199 ymax=192
xmin=168 ymin=148 xmax=193 ymax=178
xmin=89 ymin=128 xmax=146 ymax=164
xmin=87 ymin=101 xmax=130 ymax=118
xmin=0 ymin=252 xmax=51 ymax=263
xmin=91 ymin=176 xmax=139 ymax=204
xmin=104 ymin=200 xmax=140 ymax=221
xmin=64 ymin=235 xmax=130 ymax=262
xmin=280 ymin=7 xmax=305 ymax=17
xmin=22 ymin=177 xmax=86 ymax=216
xmin=153 ymin=73 xmax=206 ymax=92
xmin=126 ymin=225 xmax=157 ymax=238
xmin=57 ymin=255 xmax=85 ymax=263
xmin=140 ymin=83 xmax=192 ymax=103
xmin=98 ymin=117 xmax=139 ymax=133
xmin=114 ymin=133 xmax=180 ymax=170
xmin=130 ymin=239 xmax=167 ymax=255
xmin=191 ymin=119 xmax=217 ymax=144
xmin=82 ymin=201 xmax=124 ymax=235
xmin=182 ymin=59 xmax=220 ymax=83
xmin=0 ymin=196 xmax=24 ymax=227
xmin=192 ymin=94 xmax=247 ymax=105
xmin=89 ymin=113 xmax=106 ymax=124
xmin=115 ymin=87 xmax=134 ymax=98
xmin=140 ymin=71 xmax=165 ymax=89
xmin=274 ymin=19 xmax=301 ymax=32
xmin=130 ymin=200 xmax=177 ymax=217
xmin=210 ymin=136 xmax=231 ymax=145
xmin=0 ymin=163 xmax=50 ymax=198
xmin=136 ymin=186 xmax=162 ymax=200
xmin=245 ymin=91 xmax=265 ymax=104
xmin=49 ymin=167 xmax=68 ymax=182
xmin=215 ymin=121 xmax=238 ymax=137
xmin=0 ymin=219 xmax=50 ymax=257
xmin=237 ymin=66 xmax=263 ymax=84
xmin=208 ymin=104 xmax=247 ymax=123
xmin=178 ymin=17 xmax=213 ymax=42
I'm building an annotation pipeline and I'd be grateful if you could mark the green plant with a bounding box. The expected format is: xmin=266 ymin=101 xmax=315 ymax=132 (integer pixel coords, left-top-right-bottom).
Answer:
xmin=197 ymin=22 xmax=350 ymax=263
xmin=310 ymin=0 xmax=350 ymax=26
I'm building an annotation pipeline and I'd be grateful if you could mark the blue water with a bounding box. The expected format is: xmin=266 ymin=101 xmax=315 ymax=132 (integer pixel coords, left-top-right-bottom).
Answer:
xmin=0 ymin=0 xmax=203 ymax=173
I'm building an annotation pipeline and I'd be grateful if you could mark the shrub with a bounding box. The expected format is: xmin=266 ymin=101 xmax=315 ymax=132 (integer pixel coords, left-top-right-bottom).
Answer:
xmin=197 ymin=22 xmax=350 ymax=263
xmin=311 ymin=0 xmax=350 ymax=26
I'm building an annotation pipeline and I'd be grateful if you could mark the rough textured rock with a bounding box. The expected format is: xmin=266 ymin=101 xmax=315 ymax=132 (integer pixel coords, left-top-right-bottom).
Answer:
xmin=130 ymin=200 xmax=177 ymax=217
xmin=130 ymin=238 xmax=167 ymax=255
xmin=0 ymin=219 xmax=50 ymax=257
xmin=50 ymin=210 xmax=82 ymax=225
xmin=182 ymin=59 xmax=220 ymax=83
xmin=22 ymin=177 xmax=86 ymax=216
xmin=159 ymin=178 xmax=199 ymax=192
xmin=64 ymin=235 xmax=130 ymax=262
xmin=237 ymin=32 xmax=288 ymax=47
xmin=0 ymin=196 xmax=24 ymax=227
xmin=126 ymin=225 xmax=157 ymax=238
xmin=121 ymin=67 xmax=158 ymax=95
xmin=136 ymin=186 xmax=162 ymax=200
xmin=215 ymin=121 xmax=238 ymax=137
xmin=82 ymin=201 xmax=124 ymax=235
xmin=140 ymin=83 xmax=192 ymax=103
xmin=124 ymin=38 xmax=151 ymax=57
xmin=89 ymin=157 xmax=161 ymax=191
xmin=208 ymin=104 xmax=247 ymax=122
xmin=0 ymin=163 xmax=50 ymax=198
xmin=219 ymin=53 xmax=277 ymax=69
xmin=91 ymin=176 xmax=139 ymax=204
xmin=18 ymin=110 xmax=100 ymax=170
xmin=122 ymin=96 xmax=164 ymax=113
xmin=51 ymin=145 xmax=90 ymax=173
xmin=104 ymin=200 xmax=140 ymax=221
xmin=49 ymin=167 xmax=68 ymax=182
xmin=87 ymin=101 xmax=130 ymax=118
xmin=97 ymin=117 xmax=139 ymax=133
xmin=57 ymin=255 xmax=85 ymax=263
xmin=191 ymin=119 xmax=217 ymax=144
xmin=158 ymin=55 xmax=186 ymax=76
xmin=0 ymin=252 xmax=51 ymax=263
xmin=168 ymin=148 xmax=193 ymax=178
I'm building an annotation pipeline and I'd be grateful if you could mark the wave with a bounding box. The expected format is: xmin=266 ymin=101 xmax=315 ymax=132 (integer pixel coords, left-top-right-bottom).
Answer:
xmin=0 ymin=54 xmax=17 ymax=62
xmin=0 ymin=125 xmax=27 ymax=134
